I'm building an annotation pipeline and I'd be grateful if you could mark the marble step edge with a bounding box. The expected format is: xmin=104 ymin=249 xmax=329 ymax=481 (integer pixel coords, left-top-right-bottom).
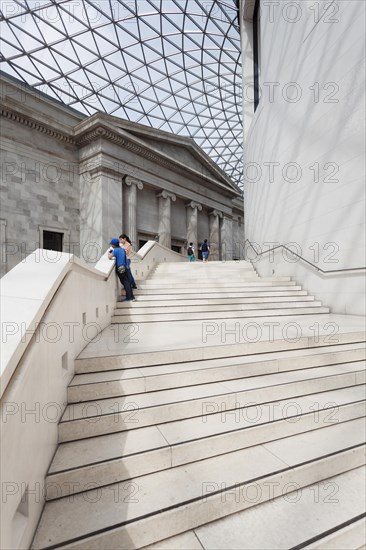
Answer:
xmin=151 ymin=270 xmax=257 ymax=274
xmin=145 ymin=273 xmax=260 ymax=278
xmin=32 ymin=445 xmax=366 ymax=550
xmin=139 ymin=485 xmax=366 ymax=550
xmin=70 ymin=343 xmax=366 ymax=386
xmin=115 ymin=295 xmax=317 ymax=308
xmin=62 ymin=365 xmax=366 ymax=418
xmin=67 ymin=353 xmax=366 ymax=402
xmin=135 ymin=285 xmax=305 ymax=292
xmin=46 ymin=403 xmax=366 ymax=499
xmin=300 ymin=516 xmax=366 ymax=550
xmin=58 ymin=370 xmax=365 ymax=442
xmin=149 ymin=266 xmax=258 ymax=270
xmin=112 ymin=301 xmax=324 ymax=315
xmin=134 ymin=286 xmax=301 ymax=295
xmin=52 ymin=391 xmax=366 ymax=474
xmin=75 ymin=331 xmax=366 ymax=373
xmin=110 ymin=307 xmax=330 ymax=324
xmin=125 ymin=290 xmax=310 ymax=301
xmin=142 ymin=273 xmax=288 ymax=278
xmin=139 ymin=279 xmax=294 ymax=287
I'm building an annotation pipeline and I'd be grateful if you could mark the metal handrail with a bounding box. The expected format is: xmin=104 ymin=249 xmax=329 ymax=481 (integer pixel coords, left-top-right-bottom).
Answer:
xmin=244 ymin=239 xmax=366 ymax=274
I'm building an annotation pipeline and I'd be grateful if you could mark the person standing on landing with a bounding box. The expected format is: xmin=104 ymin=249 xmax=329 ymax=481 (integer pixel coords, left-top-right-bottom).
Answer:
xmin=119 ymin=233 xmax=137 ymax=289
xmin=108 ymin=238 xmax=136 ymax=302
xmin=200 ymin=239 xmax=210 ymax=262
xmin=187 ymin=242 xmax=195 ymax=262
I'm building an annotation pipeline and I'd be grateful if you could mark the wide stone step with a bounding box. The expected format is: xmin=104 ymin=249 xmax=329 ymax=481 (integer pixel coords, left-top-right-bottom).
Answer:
xmin=115 ymin=295 xmax=316 ymax=309
xmin=134 ymin=283 xmax=300 ymax=295
xmin=130 ymin=290 xmax=309 ymax=301
xmin=68 ymin=344 xmax=366 ymax=401
xmin=74 ymin=331 xmax=366 ymax=373
xmin=139 ymin=277 xmax=292 ymax=288
xmin=153 ymin=262 xmax=253 ymax=269
xmin=31 ymin=422 xmax=366 ymax=550
xmin=141 ymin=468 xmax=366 ymax=550
xmin=46 ymin=392 xmax=365 ymax=499
xmin=141 ymin=273 xmax=292 ymax=286
xmin=59 ymin=362 xmax=365 ymax=442
xmin=149 ymin=267 xmax=257 ymax=273
xmin=111 ymin=305 xmax=330 ymax=324
xmin=152 ymin=267 xmax=256 ymax=273
xmin=113 ymin=300 xmax=321 ymax=316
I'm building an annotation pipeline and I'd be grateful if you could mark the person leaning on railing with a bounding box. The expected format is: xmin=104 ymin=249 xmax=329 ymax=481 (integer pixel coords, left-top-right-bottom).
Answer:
xmin=108 ymin=238 xmax=136 ymax=302
xmin=119 ymin=233 xmax=138 ymax=290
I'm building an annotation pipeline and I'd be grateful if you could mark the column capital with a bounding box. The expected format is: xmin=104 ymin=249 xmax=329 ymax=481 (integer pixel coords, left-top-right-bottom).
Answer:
xmin=125 ymin=176 xmax=143 ymax=190
xmin=156 ymin=190 xmax=176 ymax=202
xmin=185 ymin=201 xmax=202 ymax=211
xmin=209 ymin=209 xmax=223 ymax=218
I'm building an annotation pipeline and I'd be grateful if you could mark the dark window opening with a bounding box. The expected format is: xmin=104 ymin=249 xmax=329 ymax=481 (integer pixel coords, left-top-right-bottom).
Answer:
xmin=171 ymin=245 xmax=182 ymax=254
xmin=43 ymin=231 xmax=63 ymax=252
xmin=253 ymin=0 xmax=260 ymax=111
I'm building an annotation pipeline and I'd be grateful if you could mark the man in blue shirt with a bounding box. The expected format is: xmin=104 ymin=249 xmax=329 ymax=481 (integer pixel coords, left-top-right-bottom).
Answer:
xmin=108 ymin=238 xmax=136 ymax=302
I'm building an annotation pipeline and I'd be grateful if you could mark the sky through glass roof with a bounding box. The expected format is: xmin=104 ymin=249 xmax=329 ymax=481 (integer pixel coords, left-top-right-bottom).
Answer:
xmin=0 ymin=0 xmax=243 ymax=187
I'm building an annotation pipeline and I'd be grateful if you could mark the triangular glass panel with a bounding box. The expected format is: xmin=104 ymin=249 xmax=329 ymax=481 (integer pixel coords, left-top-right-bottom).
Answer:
xmin=72 ymin=41 xmax=98 ymax=64
xmin=82 ymin=2 xmax=113 ymax=27
xmin=16 ymin=13 xmax=45 ymax=44
xmin=0 ymin=62 xmax=26 ymax=82
xmin=98 ymin=95 xmax=121 ymax=112
xmin=8 ymin=25 xmax=44 ymax=51
xmin=0 ymin=39 xmax=22 ymax=58
xmin=57 ymin=5 xmax=89 ymax=35
xmin=86 ymin=59 xmax=111 ymax=82
xmin=84 ymin=69 xmax=111 ymax=90
xmin=124 ymin=106 xmax=144 ymax=122
xmin=104 ymin=50 xmax=127 ymax=72
xmin=8 ymin=62 xmax=40 ymax=85
xmin=50 ymin=49 xmax=79 ymax=73
xmin=30 ymin=47 xmax=61 ymax=71
xmin=93 ymin=32 xmax=118 ymax=56
xmin=138 ymin=18 xmax=161 ymax=41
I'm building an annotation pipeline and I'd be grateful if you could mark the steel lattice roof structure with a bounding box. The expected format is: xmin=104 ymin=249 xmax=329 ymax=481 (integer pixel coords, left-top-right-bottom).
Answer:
xmin=0 ymin=0 xmax=243 ymax=187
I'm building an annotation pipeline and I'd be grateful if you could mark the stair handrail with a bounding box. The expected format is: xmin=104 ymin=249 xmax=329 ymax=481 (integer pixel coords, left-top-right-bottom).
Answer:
xmin=244 ymin=239 xmax=366 ymax=275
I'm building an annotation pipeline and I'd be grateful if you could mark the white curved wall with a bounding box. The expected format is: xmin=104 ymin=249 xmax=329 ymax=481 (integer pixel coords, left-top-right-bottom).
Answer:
xmin=241 ymin=0 xmax=366 ymax=313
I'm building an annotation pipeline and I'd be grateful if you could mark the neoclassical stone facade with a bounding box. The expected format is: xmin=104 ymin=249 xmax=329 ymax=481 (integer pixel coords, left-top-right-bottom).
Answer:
xmin=0 ymin=74 xmax=244 ymax=273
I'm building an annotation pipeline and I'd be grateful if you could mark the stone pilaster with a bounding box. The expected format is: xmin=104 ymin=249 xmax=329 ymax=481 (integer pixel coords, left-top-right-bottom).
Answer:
xmin=157 ymin=190 xmax=176 ymax=249
xmin=125 ymin=176 xmax=143 ymax=249
xmin=220 ymin=215 xmax=233 ymax=261
xmin=209 ymin=209 xmax=223 ymax=261
xmin=80 ymin=168 xmax=123 ymax=263
xmin=186 ymin=201 xmax=202 ymax=253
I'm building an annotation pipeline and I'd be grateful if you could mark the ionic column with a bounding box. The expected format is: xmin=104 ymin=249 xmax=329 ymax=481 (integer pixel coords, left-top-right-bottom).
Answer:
xmin=157 ymin=190 xmax=176 ymax=249
xmin=125 ymin=176 xmax=143 ymax=249
xmin=186 ymin=201 xmax=202 ymax=253
xmin=209 ymin=209 xmax=223 ymax=261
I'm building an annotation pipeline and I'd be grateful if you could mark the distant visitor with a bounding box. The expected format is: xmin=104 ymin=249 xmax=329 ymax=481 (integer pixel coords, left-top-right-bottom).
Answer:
xmin=187 ymin=242 xmax=195 ymax=262
xmin=200 ymin=239 xmax=210 ymax=262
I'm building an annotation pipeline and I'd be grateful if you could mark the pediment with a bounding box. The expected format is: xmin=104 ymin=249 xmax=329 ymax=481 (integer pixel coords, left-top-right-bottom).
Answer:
xmin=108 ymin=118 xmax=239 ymax=194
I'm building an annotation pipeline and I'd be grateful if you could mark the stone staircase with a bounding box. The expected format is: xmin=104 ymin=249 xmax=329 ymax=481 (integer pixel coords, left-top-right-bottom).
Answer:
xmin=32 ymin=261 xmax=366 ymax=549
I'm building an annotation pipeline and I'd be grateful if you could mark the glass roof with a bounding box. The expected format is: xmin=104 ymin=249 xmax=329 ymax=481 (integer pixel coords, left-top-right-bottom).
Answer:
xmin=0 ymin=0 xmax=243 ymax=187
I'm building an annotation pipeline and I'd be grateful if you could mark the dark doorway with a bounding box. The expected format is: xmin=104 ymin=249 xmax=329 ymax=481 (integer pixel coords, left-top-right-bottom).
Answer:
xmin=43 ymin=231 xmax=63 ymax=252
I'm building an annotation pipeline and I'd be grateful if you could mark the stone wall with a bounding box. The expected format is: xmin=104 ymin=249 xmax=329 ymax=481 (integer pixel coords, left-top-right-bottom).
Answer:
xmin=0 ymin=74 xmax=245 ymax=272
xmin=0 ymin=110 xmax=81 ymax=272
